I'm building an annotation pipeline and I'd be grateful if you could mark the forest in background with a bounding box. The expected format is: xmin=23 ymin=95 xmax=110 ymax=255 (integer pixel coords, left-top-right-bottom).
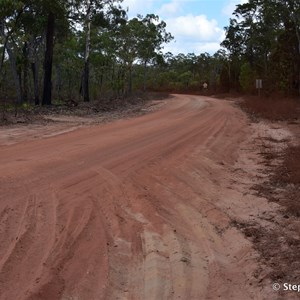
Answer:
xmin=0 ymin=0 xmax=299 ymax=108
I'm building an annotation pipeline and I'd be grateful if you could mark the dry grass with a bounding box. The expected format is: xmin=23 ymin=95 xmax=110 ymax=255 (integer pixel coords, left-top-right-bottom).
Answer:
xmin=240 ymin=96 xmax=299 ymax=121
xmin=0 ymin=92 xmax=172 ymax=126
xmin=235 ymin=143 xmax=300 ymax=285
xmin=254 ymin=144 xmax=300 ymax=217
xmin=273 ymin=145 xmax=300 ymax=217
xmin=232 ymin=219 xmax=300 ymax=284
xmin=237 ymin=95 xmax=300 ymax=284
xmin=241 ymin=95 xmax=300 ymax=215
xmin=276 ymin=146 xmax=300 ymax=185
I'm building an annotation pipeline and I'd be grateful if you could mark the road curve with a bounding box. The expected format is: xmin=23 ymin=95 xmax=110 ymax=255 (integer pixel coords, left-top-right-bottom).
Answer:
xmin=0 ymin=95 xmax=263 ymax=300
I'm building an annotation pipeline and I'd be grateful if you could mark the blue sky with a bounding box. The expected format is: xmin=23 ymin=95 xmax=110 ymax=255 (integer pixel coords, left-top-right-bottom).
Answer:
xmin=122 ymin=0 xmax=247 ymax=55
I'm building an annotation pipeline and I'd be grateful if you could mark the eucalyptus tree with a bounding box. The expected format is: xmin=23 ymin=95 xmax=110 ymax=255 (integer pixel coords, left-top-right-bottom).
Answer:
xmin=221 ymin=0 xmax=300 ymax=95
xmin=89 ymin=7 xmax=127 ymax=97
xmin=212 ymin=49 xmax=232 ymax=92
xmin=72 ymin=0 xmax=124 ymax=102
xmin=281 ymin=0 xmax=300 ymax=95
xmin=0 ymin=0 xmax=27 ymax=103
xmin=0 ymin=0 xmax=72 ymax=105
xmin=137 ymin=14 xmax=173 ymax=91
xmin=41 ymin=0 xmax=69 ymax=105
xmin=21 ymin=7 xmax=46 ymax=104
xmin=114 ymin=17 xmax=142 ymax=95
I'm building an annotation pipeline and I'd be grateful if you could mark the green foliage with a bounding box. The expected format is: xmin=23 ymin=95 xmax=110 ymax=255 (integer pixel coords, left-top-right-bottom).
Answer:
xmin=0 ymin=0 xmax=299 ymax=104
xmin=178 ymin=71 xmax=192 ymax=88
xmin=239 ymin=62 xmax=255 ymax=93
xmin=221 ymin=0 xmax=300 ymax=96
xmin=21 ymin=102 xmax=33 ymax=109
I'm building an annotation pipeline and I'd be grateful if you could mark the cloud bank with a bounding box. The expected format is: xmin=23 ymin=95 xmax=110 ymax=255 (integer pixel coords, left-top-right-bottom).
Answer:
xmin=163 ymin=14 xmax=225 ymax=54
xmin=122 ymin=0 xmax=241 ymax=55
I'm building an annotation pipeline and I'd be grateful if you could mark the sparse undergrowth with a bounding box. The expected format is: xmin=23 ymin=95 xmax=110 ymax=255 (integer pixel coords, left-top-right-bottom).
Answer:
xmin=0 ymin=92 xmax=171 ymax=126
xmin=272 ymin=145 xmax=300 ymax=217
xmin=232 ymin=219 xmax=300 ymax=284
xmin=236 ymin=95 xmax=300 ymax=287
xmin=240 ymin=96 xmax=300 ymax=121
xmin=240 ymin=95 xmax=300 ymax=217
xmin=241 ymin=94 xmax=300 ymax=217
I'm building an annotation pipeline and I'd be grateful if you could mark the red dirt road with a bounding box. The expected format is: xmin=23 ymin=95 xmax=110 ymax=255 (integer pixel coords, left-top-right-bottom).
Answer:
xmin=0 ymin=95 xmax=276 ymax=299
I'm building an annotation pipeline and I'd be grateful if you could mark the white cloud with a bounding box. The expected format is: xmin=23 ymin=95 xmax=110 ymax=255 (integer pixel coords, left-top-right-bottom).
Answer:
xmin=157 ymin=0 xmax=182 ymax=17
xmin=162 ymin=14 xmax=225 ymax=55
xmin=163 ymin=41 xmax=222 ymax=55
xmin=165 ymin=14 xmax=224 ymax=42
xmin=222 ymin=0 xmax=248 ymax=17
xmin=122 ymin=1 xmax=227 ymax=54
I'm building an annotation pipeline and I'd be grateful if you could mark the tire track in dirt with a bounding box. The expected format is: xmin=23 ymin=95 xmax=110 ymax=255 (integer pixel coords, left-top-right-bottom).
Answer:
xmin=0 ymin=95 xmax=276 ymax=299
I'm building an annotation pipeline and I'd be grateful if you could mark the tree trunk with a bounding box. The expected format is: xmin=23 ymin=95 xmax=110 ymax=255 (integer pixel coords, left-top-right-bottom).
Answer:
xmin=292 ymin=20 xmax=300 ymax=96
xmin=143 ymin=60 xmax=148 ymax=92
xmin=83 ymin=0 xmax=91 ymax=102
xmin=56 ymin=64 xmax=62 ymax=100
xmin=287 ymin=0 xmax=300 ymax=96
xmin=6 ymin=42 xmax=23 ymax=104
xmin=23 ymin=42 xmax=28 ymax=102
xmin=117 ymin=67 xmax=122 ymax=97
xmin=31 ymin=62 xmax=40 ymax=105
xmin=0 ymin=22 xmax=22 ymax=104
xmin=42 ymin=12 xmax=55 ymax=106
xmin=83 ymin=61 xmax=90 ymax=102
xmin=0 ymin=38 xmax=7 ymax=73
xmin=127 ymin=64 xmax=132 ymax=96
xmin=99 ymin=65 xmax=104 ymax=96
xmin=296 ymin=32 xmax=300 ymax=97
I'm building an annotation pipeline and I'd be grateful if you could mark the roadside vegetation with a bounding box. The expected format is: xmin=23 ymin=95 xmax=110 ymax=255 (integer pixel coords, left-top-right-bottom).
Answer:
xmin=0 ymin=0 xmax=299 ymax=113
xmin=226 ymin=0 xmax=300 ymax=220
xmin=240 ymin=95 xmax=300 ymax=217
xmin=240 ymin=96 xmax=299 ymax=121
xmin=223 ymin=1 xmax=300 ymax=287
xmin=238 ymin=76 xmax=300 ymax=290
xmin=235 ymin=93 xmax=300 ymax=286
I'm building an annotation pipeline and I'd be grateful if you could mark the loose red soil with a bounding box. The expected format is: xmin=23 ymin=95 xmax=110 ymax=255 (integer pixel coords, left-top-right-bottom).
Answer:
xmin=0 ymin=95 xmax=296 ymax=299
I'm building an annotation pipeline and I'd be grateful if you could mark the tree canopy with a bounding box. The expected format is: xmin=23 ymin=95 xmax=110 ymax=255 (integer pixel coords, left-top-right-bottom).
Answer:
xmin=0 ymin=0 xmax=173 ymax=105
xmin=0 ymin=0 xmax=299 ymax=106
xmin=221 ymin=0 xmax=300 ymax=95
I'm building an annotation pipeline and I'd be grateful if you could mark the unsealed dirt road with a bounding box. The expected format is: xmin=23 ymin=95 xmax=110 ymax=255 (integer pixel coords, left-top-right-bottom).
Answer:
xmin=0 ymin=95 xmax=281 ymax=299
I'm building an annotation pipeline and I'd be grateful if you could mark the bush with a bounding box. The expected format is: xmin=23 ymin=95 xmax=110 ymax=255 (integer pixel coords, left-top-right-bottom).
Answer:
xmin=239 ymin=62 xmax=256 ymax=93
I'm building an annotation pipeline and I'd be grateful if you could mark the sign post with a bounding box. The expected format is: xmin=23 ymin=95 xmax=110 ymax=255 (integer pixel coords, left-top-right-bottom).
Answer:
xmin=256 ymin=79 xmax=262 ymax=96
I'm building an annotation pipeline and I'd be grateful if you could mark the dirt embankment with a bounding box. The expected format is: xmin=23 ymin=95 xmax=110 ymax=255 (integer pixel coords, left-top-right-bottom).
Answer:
xmin=0 ymin=94 xmax=299 ymax=300
xmin=0 ymin=94 xmax=170 ymax=146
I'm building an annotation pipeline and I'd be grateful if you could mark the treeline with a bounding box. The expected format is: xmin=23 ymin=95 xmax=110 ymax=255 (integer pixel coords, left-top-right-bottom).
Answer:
xmin=1 ymin=0 xmax=299 ymax=107
xmin=144 ymin=51 xmax=229 ymax=94
xmin=0 ymin=0 xmax=173 ymax=105
xmin=221 ymin=0 xmax=300 ymax=96
xmin=157 ymin=0 xmax=300 ymax=96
